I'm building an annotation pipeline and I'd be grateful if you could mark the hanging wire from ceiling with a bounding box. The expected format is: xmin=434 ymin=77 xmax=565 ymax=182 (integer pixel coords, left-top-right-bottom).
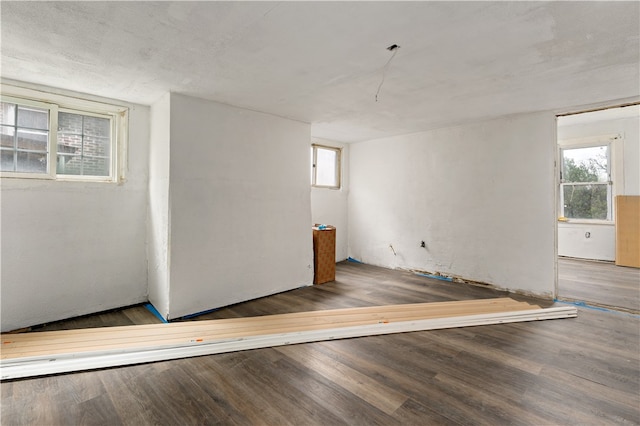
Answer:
xmin=375 ymin=44 xmax=400 ymax=102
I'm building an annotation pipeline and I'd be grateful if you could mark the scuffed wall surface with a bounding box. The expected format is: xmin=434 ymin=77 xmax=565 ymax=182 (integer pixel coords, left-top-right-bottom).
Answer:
xmin=348 ymin=112 xmax=556 ymax=297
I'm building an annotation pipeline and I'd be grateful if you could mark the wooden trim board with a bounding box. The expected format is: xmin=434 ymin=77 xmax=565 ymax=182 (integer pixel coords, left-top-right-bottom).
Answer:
xmin=1 ymin=298 xmax=536 ymax=359
xmin=616 ymin=195 xmax=640 ymax=267
xmin=1 ymin=298 xmax=577 ymax=380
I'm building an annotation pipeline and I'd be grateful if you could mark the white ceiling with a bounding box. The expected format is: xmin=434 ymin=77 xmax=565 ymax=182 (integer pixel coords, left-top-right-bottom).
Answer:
xmin=558 ymin=104 xmax=640 ymax=127
xmin=1 ymin=1 xmax=638 ymax=142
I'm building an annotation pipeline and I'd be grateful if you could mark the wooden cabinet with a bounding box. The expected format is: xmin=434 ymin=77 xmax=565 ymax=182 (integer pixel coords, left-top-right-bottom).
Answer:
xmin=616 ymin=196 xmax=640 ymax=268
xmin=313 ymin=226 xmax=336 ymax=284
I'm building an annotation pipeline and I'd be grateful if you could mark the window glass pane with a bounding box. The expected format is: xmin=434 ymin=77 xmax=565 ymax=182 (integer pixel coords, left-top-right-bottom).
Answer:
xmin=56 ymin=153 xmax=79 ymax=174
xmin=1 ymin=149 xmax=15 ymax=171
xmin=57 ymin=155 xmax=111 ymax=177
xmin=17 ymin=129 xmax=47 ymax=151
xmin=57 ymin=154 xmax=84 ymax=176
xmin=83 ymin=156 xmax=110 ymax=176
xmin=58 ymin=112 xmax=83 ymax=134
xmin=0 ymin=103 xmax=16 ymax=125
xmin=57 ymin=133 xmax=82 ymax=155
xmin=83 ymin=115 xmax=110 ymax=137
xmin=57 ymin=112 xmax=111 ymax=177
xmin=1 ymin=126 xmax=15 ymax=149
xmin=563 ymin=146 xmax=608 ymax=183
xmin=16 ymin=152 xmax=47 ymax=173
xmin=17 ymin=106 xmax=49 ymax=130
xmin=0 ymin=103 xmax=50 ymax=174
xmin=315 ymin=147 xmax=337 ymax=187
xmin=562 ymin=184 xmax=608 ymax=220
xmin=84 ymin=136 xmax=110 ymax=157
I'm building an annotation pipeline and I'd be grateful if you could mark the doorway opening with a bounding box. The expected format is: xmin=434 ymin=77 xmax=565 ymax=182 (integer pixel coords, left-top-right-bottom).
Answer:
xmin=556 ymin=104 xmax=640 ymax=313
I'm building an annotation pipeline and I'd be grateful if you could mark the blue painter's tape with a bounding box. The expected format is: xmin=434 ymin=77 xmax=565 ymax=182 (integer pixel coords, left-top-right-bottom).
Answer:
xmin=414 ymin=272 xmax=454 ymax=282
xmin=347 ymin=257 xmax=364 ymax=264
xmin=180 ymin=307 xmax=220 ymax=320
xmin=144 ymin=303 xmax=169 ymax=323
xmin=553 ymin=299 xmax=639 ymax=317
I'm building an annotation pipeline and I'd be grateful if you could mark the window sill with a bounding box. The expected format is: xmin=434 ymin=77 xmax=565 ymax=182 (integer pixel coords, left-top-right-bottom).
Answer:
xmin=1 ymin=174 xmax=117 ymax=183
xmin=1 ymin=173 xmax=54 ymax=180
xmin=558 ymin=219 xmax=614 ymax=226
xmin=312 ymin=186 xmax=341 ymax=190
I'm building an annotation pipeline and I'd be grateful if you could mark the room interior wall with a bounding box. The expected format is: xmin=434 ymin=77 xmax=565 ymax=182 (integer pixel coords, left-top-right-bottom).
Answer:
xmin=165 ymin=93 xmax=314 ymax=319
xmin=310 ymin=138 xmax=349 ymax=262
xmin=147 ymin=93 xmax=171 ymax=318
xmin=557 ymin=222 xmax=615 ymax=261
xmin=348 ymin=112 xmax=557 ymax=298
xmin=0 ymin=91 xmax=150 ymax=332
xmin=557 ymin=113 xmax=639 ymax=261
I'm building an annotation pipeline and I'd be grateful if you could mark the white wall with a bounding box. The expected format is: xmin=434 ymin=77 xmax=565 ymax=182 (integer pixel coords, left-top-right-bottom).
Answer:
xmin=557 ymin=111 xmax=639 ymax=260
xmin=310 ymin=138 xmax=349 ymax=261
xmin=1 ymin=94 xmax=150 ymax=331
xmin=557 ymin=222 xmax=615 ymax=261
xmin=147 ymin=93 xmax=171 ymax=318
xmin=163 ymin=94 xmax=314 ymax=319
xmin=348 ymin=112 xmax=557 ymax=297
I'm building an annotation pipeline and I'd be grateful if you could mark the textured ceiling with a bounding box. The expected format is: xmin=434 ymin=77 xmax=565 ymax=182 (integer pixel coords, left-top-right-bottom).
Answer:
xmin=1 ymin=1 xmax=638 ymax=142
xmin=559 ymin=104 xmax=640 ymax=127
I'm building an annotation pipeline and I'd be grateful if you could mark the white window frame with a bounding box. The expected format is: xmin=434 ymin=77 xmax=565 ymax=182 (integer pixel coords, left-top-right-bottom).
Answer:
xmin=558 ymin=134 xmax=621 ymax=223
xmin=311 ymin=143 xmax=341 ymax=189
xmin=0 ymin=95 xmax=57 ymax=179
xmin=0 ymin=84 xmax=128 ymax=183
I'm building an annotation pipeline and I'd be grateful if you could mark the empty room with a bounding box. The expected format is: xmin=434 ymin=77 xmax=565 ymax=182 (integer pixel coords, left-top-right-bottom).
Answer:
xmin=1 ymin=1 xmax=639 ymax=425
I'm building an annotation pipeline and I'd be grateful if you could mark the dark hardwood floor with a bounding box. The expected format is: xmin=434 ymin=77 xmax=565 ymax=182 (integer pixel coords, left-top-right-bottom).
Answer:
xmin=2 ymin=261 xmax=639 ymax=425
xmin=558 ymin=257 xmax=640 ymax=313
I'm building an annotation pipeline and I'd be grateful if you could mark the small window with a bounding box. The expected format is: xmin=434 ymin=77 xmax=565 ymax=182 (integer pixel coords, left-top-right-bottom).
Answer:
xmin=311 ymin=144 xmax=341 ymax=189
xmin=1 ymin=86 xmax=127 ymax=182
xmin=560 ymin=144 xmax=611 ymax=220
xmin=57 ymin=110 xmax=112 ymax=177
xmin=1 ymin=99 xmax=53 ymax=175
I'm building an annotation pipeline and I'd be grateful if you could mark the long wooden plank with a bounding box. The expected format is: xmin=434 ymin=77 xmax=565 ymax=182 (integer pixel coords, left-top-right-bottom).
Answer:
xmin=0 ymin=305 xmax=577 ymax=380
xmin=2 ymin=298 xmax=535 ymax=359
xmin=0 ymin=298 xmax=538 ymax=360
xmin=3 ymin=297 xmax=530 ymax=339
xmin=0 ymin=299 xmax=577 ymax=379
xmin=4 ymin=308 xmax=575 ymax=365
xmin=1 ymin=298 xmax=531 ymax=344
xmin=2 ymin=303 xmax=538 ymax=359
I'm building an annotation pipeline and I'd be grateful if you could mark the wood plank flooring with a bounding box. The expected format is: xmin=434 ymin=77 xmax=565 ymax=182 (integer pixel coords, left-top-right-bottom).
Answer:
xmin=558 ymin=257 xmax=640 ymax=312
xmin=2 ymin=261 xmax=639 ymax=425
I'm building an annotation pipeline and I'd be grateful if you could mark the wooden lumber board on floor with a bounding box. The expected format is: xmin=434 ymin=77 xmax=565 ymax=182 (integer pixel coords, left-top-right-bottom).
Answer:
xmin=1 ymin=298 xmax=534 ymax=358
xmin=1 ymin=298 xmax=577 ymax=380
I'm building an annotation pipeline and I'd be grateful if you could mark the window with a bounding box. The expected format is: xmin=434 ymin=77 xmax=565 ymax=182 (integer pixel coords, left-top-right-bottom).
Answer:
xmin=0 ymin=100 xmax=51 ymax=175
xmin=0 ymin=86 xmax=127 ymax=182
xmin=560 ymin=144 xmax=611 ymax=220
xmin=311 ymin=144 xmax=341 ymax=189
